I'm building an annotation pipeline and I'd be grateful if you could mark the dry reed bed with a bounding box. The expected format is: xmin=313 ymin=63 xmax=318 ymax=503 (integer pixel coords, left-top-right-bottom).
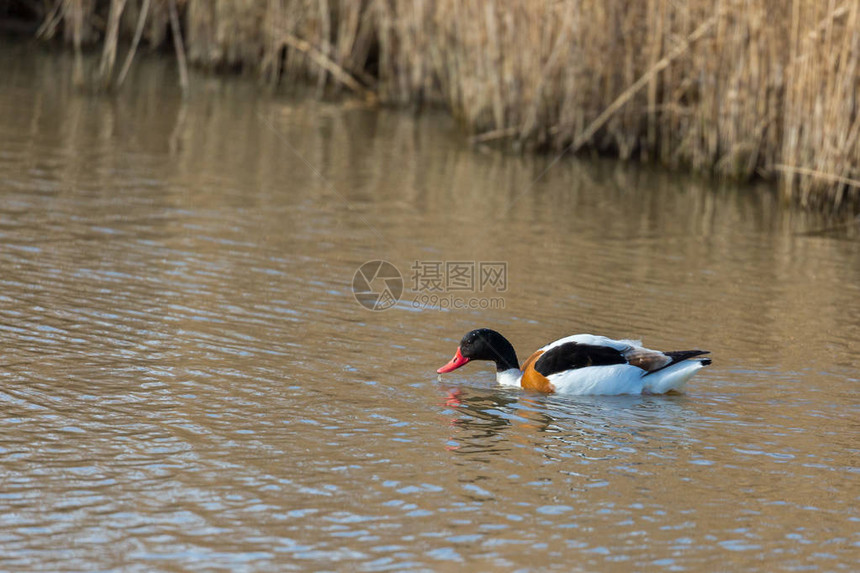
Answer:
xmin=32 ymin=0 xmax=860 ymax=209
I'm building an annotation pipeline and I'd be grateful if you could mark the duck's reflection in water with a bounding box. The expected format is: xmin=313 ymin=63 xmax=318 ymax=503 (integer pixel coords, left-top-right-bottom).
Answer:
xmin=441 ymin=387 xmax=554 ymax=458
xmin=441 ymin=385 xmax=698 ymax=462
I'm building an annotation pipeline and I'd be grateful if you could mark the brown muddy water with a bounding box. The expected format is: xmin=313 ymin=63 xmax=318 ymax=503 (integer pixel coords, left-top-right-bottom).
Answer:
xmin=0 ymin=42 xmax=858 ymax=571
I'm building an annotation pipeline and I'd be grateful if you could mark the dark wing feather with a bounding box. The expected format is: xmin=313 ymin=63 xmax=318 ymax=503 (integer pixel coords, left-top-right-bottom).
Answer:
xmin=533 ymin=342 xmax=627 ymax=376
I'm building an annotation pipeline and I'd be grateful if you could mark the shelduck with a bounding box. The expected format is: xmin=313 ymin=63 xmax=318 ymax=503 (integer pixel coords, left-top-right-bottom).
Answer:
xmin=437 ymin=328 xmax=711 ymax=395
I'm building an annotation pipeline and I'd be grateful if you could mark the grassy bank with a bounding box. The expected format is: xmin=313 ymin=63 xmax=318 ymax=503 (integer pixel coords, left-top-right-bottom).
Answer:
xmin=13 ymin=0 xmax=860 ymax=210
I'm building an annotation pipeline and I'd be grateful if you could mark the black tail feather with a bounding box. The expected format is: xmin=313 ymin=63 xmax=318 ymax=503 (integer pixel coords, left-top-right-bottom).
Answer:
xmin=644 ymin=350 xmax=711 ymax=375
xmin=664 ymin=349 xmax=710 ymax=363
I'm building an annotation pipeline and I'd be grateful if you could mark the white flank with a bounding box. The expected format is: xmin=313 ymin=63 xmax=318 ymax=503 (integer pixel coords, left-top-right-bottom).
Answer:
xmin=641 ymin=359 xmax=707 ymax=394
xmin=547 ymin=364 xmax=647 ymax=395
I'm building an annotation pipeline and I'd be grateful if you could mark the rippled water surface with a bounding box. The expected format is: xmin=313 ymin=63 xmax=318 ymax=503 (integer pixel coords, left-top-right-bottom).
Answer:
xmin=0 ymin=43 xmax=858 ymax=571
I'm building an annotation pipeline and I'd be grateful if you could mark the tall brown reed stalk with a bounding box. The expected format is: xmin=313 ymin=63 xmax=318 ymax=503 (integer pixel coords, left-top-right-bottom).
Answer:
xmin=32 ymin=0 xmax=860 ymax=209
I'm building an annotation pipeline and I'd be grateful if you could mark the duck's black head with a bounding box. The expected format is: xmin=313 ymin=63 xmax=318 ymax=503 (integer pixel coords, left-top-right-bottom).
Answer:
xmin=437 ymin=328 xmax=519 ymax=373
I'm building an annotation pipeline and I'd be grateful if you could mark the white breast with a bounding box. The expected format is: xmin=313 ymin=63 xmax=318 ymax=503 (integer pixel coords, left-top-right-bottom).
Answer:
xmin=496 ymin=368 xmax=523 ymax=387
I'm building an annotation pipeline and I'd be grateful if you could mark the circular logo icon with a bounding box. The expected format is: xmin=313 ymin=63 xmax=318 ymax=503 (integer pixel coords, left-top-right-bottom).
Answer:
xmin=352 ymin=260 xmax=403 ymax=311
